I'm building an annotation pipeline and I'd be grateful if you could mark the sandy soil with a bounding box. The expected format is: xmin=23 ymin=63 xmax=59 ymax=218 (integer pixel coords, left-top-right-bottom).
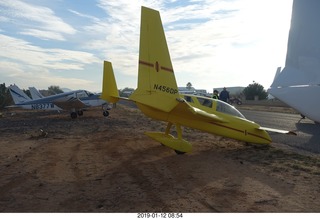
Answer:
xmin=0 ymin=104 xmax=320 ymax=213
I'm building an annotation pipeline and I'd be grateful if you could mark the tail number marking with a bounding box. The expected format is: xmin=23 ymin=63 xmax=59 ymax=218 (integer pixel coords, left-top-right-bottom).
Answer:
xmin=154 ymin=84 xmax=178 ymax=94
xmin=31 ymin=103 xmax=55 ymax=110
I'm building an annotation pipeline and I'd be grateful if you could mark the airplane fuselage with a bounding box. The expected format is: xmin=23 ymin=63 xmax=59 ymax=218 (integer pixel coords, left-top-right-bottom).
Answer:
xmin=268 ymin=85 xmax=320 ymax=123
xmin=15 ymin=102 xmax=62 ymax=111
xmin=80 ymin=94 xmax=106 ymax=107
xmin=135 ymin=94 xmax=271 ymax=145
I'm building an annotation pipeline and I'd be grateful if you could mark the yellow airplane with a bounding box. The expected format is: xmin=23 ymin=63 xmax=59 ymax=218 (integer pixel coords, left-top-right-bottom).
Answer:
xmin=101 ymin=6 xmax=294 ymax=154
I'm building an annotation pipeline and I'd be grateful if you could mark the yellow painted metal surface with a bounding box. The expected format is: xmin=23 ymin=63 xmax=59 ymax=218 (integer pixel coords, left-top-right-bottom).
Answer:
xmin=100 ymin=61 xmax=120 ymax=103
xmin=102 ymin=6 xmax=272 ymax=152
xmin=129 ymin=7 xmax=180 ymax=112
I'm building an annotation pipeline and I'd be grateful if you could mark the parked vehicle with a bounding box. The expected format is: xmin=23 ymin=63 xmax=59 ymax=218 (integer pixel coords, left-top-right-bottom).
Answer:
xmin=229 ymin=97 xmax=242 ymax=105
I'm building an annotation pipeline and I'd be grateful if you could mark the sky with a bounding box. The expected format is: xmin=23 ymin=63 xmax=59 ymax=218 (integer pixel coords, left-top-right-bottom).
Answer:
xmin=0 ymin=0 xmax=293 ymax=93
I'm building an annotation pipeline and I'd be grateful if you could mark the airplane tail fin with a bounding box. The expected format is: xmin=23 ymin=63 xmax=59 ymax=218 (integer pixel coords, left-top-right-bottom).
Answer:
xmin=100 ymin=61 xmax=120 ymax=103
xmin=8 ymin=85 xmax=32 ymax=104
xmin=29 ymin=87 xmax=44 ymax=99
xmin=129 ymin=6 xmax=180 ymax=112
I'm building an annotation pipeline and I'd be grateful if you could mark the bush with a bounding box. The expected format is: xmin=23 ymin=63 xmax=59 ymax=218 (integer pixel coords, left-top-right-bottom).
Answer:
xmin=243 ymin=82 xmax=268 ymax=100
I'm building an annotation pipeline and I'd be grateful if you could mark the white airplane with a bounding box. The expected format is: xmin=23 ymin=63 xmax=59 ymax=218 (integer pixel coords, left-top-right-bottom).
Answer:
xmin=8 ymin=84 xmax=109 ymax=118
xmin=268 ymin=1 xmax=320 ymax=124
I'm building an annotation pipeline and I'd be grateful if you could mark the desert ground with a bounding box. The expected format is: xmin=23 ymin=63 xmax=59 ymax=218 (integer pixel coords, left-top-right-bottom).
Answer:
xmin=0 ymin=104 xmax=320 ymax=213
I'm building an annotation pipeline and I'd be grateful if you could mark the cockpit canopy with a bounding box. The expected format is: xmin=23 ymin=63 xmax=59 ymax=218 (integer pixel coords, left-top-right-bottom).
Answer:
xmin=76 ymin=90 xmax=94 ymax=98
xmin=184 ymin=95 xmax=245 ymax=119
xmin=215 ymin=99 xmax=245 ymax=118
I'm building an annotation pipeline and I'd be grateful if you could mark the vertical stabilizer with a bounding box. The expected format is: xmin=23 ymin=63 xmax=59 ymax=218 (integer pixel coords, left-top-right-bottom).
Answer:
xmin=271 ymin=0 xmax=320 ymax=87
xmin=8 ymin=85 xmax=31 ymax=104
xmin=129 ymin=6 xmax=180 ymax=112
xmin=29 ymin=87 xmax=44 ymax=99
xmin=100 ymin=61 xmax=119 ymax=103
xmin=268 ymin=0 xmax=320 ymax=123
xmin=273 ymin=67 xmax=281 ymax=82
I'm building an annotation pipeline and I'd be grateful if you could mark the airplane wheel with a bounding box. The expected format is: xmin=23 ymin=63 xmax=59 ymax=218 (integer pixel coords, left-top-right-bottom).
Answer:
xmin=70 ymin=112 xmax=77 ymax=119
xmin=103 ymin=111 xmax=109 ymax=117
xmin=174 ymin=150 xmax=186 ymax=155
xmin=78 ymin=110 xmax=83 ymax=116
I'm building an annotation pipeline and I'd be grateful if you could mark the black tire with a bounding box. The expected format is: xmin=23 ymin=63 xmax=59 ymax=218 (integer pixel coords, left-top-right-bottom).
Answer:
xmin=77 ymin=110 xmax=83 ymax=116
xmin=103 ymin=111 xmax=109 ymax=117
xmin=70 ymin=112 xmax=77 ymax=119
xmin=174 ymin=150 xmax=186 ymax=155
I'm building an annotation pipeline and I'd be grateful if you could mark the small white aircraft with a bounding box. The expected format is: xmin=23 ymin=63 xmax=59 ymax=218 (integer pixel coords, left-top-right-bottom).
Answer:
xmin=8 ymin=84 xmax=109 ymax=118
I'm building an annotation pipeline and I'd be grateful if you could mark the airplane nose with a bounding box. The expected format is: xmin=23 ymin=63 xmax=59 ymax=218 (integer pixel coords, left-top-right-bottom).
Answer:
xmin=252 ymin=129 xmax=272 ymax=144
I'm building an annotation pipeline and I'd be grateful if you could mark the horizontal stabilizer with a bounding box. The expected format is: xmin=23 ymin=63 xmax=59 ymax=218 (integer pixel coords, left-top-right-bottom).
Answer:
xmin=145 ymin=132 xmax=192 ymax=153
xmin=258 ymin=127 xmax=297 ymax=135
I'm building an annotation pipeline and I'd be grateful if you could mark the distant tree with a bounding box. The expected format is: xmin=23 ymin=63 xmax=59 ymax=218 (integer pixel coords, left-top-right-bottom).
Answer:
xmin=23 ymin=89 xmax=31 ymax=98
xmin=48 ymin=85 xmax=63 ymax=95
xmin=119 ymin=87 xmax=134 ymax=97
xmin=243 ymin=82 xmax=268 ymax=100
xmin=0 ymin=83 xmax=12 ymax=109
xmin=186 ymin=82 xmax=192 ymax=90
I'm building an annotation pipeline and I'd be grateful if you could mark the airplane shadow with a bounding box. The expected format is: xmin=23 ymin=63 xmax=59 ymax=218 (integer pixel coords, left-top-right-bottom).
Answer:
xmin=294 ymin=119 xmax=320 ymax=153
xmin=84 ymin=144 xmax=297 ymax=212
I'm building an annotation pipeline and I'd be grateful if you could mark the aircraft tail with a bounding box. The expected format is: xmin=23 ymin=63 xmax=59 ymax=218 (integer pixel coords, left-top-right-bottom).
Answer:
xmin=8 ymin=85 xmax=32 ymax=104
xmin=129 ymin=6 xmax=180 ymax=112
xmin=29 ymin=87 xmax=44 ymax=99
xmin=100 ymin=61 xmax=120 ymax=103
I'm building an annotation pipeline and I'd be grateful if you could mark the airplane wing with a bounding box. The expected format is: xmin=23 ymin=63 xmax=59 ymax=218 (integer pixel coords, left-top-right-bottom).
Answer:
xmin=258 ymin=127 xmax=297 ymax=135
xmin=53 ymin=97 xmax=87 ymax=110
xmin=172 ymin=98 xmax=227 ymax=123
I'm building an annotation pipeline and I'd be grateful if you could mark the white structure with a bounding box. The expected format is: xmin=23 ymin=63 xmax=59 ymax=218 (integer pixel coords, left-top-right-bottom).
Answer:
xmin=268 ymin=0 xmax=320 ymax=123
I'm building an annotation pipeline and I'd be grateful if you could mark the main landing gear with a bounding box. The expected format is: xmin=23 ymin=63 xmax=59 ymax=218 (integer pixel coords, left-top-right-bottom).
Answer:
xmin=103 ymin=110 xmax=109 ymax=117
xmin=70 ymin=110 xmax=84 ymax=119
xmin=102 ymin=104 xmax=112 ymax=117
xmin=145 ymin=122 xmax=192 ymax=155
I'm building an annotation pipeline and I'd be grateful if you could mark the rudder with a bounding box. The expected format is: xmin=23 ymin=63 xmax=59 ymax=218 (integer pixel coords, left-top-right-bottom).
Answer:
xmin=100 ymin=61 xmax=120 ymax=103
xmin=29 ymin=87 xmax=44 ymax=99
xmin=8 ymin=85 xmax=31 ymax=104
xmin=130 ymin=6 xmax=180 ymax=112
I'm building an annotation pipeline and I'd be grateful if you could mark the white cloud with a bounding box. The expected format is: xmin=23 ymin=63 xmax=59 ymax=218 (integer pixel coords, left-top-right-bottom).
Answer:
xmin=0 ymin=0 xmax=293 ymax=92
xmin=19 ymin=29 xmax=66 ymax=41
xmin=84 ymin=0 xmax=293 ymax=91
xmin=68 ymin=9 xmax=101 ymax=23
xmin=0 ymin=34 xmax=100 ymax=69
xmin=0 ymin=60 xmax=97 ymax=90
xmin=0 ymin=34 xmax=102 ymax=90
xmin=0 ymin=0 xmax=76 ymax=40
